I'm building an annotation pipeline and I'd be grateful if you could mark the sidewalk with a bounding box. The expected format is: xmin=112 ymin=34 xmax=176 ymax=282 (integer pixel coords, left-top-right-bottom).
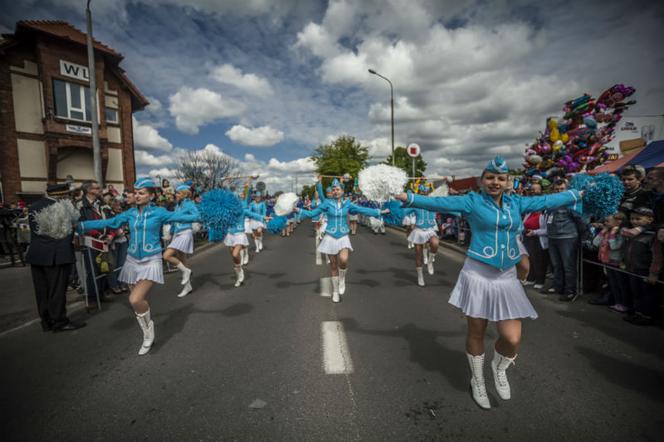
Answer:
xmin=0 ymin=239 xmax=218 ymax=335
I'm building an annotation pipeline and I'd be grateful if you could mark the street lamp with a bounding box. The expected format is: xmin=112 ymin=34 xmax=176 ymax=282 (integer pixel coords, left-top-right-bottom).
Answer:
xmin=86 ymin=0 xmax=103 ymax=185
xmin=368 ymin=68 xmax=395 ymax=166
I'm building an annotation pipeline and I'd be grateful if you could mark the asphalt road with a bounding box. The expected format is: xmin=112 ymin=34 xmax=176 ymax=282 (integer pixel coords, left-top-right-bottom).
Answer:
xmin=1 ymin=224 xmax=663 ymax=442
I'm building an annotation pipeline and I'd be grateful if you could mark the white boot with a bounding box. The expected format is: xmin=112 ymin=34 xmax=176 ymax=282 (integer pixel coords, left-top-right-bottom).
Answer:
xmin=258 ymin=238 xmax=263 ymax=251
xmin=234 ymin=265 xmax=245 ymax=287
xmin=467 ymin=353 xmax=491 ymax=409
xmin=338 ymin=268 xmax=347 ymax=295
xmin=423 ymin=248 xmax=429 ymax=265
xmin=427 ymin=253 xmax=435 ymax=275
xmin=242 ymin=248 xmax=249 ymax=265
xmin=331 ymin=276 xmax=340 ymax=303
xmin=177 ymin=263 xmax=192 ymax=285
xmin=177 ymin=282 xmax=192 ymax=298
xmin=254 ymin=238 xmax=260 ymax=253
xmin=136 ymin=310 xmax=154 ymax=356
xmin=491 ymin=351 xmax=517 ymax=400
xmin=416 ymin=267 xmax=425 ymax=287
xmin=408 ymin=241 xmax=413 ymax=249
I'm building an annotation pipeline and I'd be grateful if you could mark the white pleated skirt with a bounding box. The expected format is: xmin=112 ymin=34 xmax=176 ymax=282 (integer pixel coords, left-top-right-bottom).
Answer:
xmin=449 ymin=257 xmax=538 ymax=321
xmin=167 ymin=229 xmax=194 ymax=254
xmin=224 ymin=232 xmax=249 ymax=247
xmin=348 ymin=214 xmax=359 ymax=221
xmin=244 ymin=219 xmax=253 ymax=234
xmin=318 ymin=234 xmax=353 ymax=255
xmin=407 ymin=227 xmax=437 ymax=245
xmin=119 ymin=254 xmax=164 ymax=285
xmin=250 ymin=220 xmax=266 ymax=230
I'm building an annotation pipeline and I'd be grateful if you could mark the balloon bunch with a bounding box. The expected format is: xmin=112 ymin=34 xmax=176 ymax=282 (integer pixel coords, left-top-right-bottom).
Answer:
xmin=523 ymin=84 xmax=636 ymax=178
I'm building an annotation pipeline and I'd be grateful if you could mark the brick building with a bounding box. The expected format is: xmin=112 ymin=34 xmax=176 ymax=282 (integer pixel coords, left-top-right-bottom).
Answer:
xmin=0 ymin=20 xmax=148 ymax=203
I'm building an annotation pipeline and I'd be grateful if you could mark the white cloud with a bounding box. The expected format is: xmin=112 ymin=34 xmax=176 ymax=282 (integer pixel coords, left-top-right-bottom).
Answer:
xmin=148 ymin=167 xmax=178 ymax=179
xmin=135 ymin=150 xmax=173 ymax=167
xmin=210 ymin=64 xmax=273 ymax=97
xmin=225 ymin=124 xmax=284 ymax=147
xmin=133 ymin=117 xmax=173 ymax=150
xmin=168 ymin=87 xmax=246 ymax=134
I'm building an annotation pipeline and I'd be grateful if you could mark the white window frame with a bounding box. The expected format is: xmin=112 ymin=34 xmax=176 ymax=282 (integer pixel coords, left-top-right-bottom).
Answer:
xmin=54 ymin=79 xmax=100 ymax=123
xmin=105 ymin=107 xmax=119 ymax=125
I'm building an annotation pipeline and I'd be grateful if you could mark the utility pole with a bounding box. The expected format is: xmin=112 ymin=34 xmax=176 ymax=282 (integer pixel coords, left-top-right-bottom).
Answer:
xmin=86 ymin=0 xmax=103 ymax=185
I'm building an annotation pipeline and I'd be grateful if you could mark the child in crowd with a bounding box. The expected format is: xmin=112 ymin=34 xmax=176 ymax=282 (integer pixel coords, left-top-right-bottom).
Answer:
xmin=592 ymin=212 xmax=628 ymax=312
xmin=621 ymin=207 xmax=661 ymax=326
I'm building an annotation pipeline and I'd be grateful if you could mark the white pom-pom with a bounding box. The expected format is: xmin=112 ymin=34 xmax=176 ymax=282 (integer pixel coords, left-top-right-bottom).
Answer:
xmin=430 ymin=182 xmax=449 ymax=197
xmin=358 ymin=164 xmax=408 ymax=203
xmin=35 ymin=199 xmax=79 ymax=239
xmin=274 ymin=192 xmax=299 ymax=216
xmin=162 ymin=224 xmax=172 ymax=241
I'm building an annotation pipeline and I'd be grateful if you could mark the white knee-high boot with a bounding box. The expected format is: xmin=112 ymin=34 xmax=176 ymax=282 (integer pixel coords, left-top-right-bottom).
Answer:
xmin=416 ymin=267 xmax=425 ymax=286
xmin=491 ymin=351 xmax=517 ymax=400
xmin=242 ymin=248 xmax=249 ymax=265
xmin=467 ymin=353 xmax=490 ymax=409
xmin=331 ymin=276 xmax=340 ymax=303
xmin=338 ymin=268 xmax=347 ymax=295
xmin=136 ymin=309 xmax=154 ymax=356
xmin=176 ymin=262 xmax=192 ymax=285
xmin=423 ymin=248 xmax=429 ymax=264
xmin=427 ymin=252 xmax=435 ymax=275
xmin=234 ymin=265 xmax=245 ymax=287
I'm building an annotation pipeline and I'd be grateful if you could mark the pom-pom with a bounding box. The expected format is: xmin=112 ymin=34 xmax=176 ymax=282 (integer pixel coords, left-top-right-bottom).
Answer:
xmin=358 ymin=164 xmax=408 ymax=203
xmin=266 ymin=215 xmax=289 ymax=234
xmin=429 ymin=182 xmax=449 ymax=197
xmin=198 ymin=189 xmax=243 ymax=239
xmin=207 ymin=227 xmax=226 ymax=242
xmin=35 ymin=199 xmax=79 ymax=239
xmin=570 ymin=173 xmax=624 ymax=219
xmin=274 ymin=192 xmax=299 ymax=216
xmin=383 ymin=200 xmax=406 ymax=225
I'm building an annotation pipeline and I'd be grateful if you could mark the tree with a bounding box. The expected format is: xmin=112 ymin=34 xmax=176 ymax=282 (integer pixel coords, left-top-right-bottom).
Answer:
xmin=300 ymin=184 xmax=316 ymax=199
xmin=176 ymin=149 xmax=238 ymax=192
xmin=385 ymin=146 xmax=427 ymax=178
xmin=311 ymin=135 xmax=369 ymax=192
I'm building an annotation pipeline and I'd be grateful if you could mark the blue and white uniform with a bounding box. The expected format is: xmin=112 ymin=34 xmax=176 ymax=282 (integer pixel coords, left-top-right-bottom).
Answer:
xmin=79 ymin=202 xmax=199 ymax=285
xmin=167 ymin=197 xmax=199 ymax=254
xmin=299 ymin=199 xmax=381 ymax=255
xmin=225 ymin=209 xmax=266 ymax=247
xmin=402 ymin=207 xmax=438 ymax=244
xmin=249 ymin=199 xmax=267 ymax=230
xmin=404 ymin=188 xmax=581 ymax=321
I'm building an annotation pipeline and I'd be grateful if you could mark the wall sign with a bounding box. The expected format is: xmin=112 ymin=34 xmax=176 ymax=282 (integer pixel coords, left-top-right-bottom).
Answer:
xmin=66 ymin=124 xmax=92 ymax=135
xmin=60 ymin=60 xmax=89 ymax=82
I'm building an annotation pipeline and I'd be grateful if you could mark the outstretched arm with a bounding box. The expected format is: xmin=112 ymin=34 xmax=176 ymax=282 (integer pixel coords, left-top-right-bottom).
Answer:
xmin=348 ymin=203 xmax=381 ymax=218
xmin=518 ymin=190 xmax=583 ymax=214
xmin=78 ymin=212 xmax=130 ymax=233
xmin=297 ymin=206 xmax=324 ymax=220
xmin=395 ymin=191 xmax=473 ymax=215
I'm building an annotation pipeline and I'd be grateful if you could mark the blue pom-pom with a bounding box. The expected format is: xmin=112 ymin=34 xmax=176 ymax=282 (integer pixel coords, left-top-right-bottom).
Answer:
xmin=199 ymin=189 xmax=243 ymax=240
xmin=383 ymin=200 xmax=406 ymax=225
xmin=266 ymin=216 xmax=288 ymax=234
xmin=570 ymin=173 xmax=624 ymax=219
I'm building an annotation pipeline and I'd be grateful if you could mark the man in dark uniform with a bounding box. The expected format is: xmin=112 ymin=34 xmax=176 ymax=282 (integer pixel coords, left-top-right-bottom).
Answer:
xmin=25 ymin=183 xmax=86 ymax=332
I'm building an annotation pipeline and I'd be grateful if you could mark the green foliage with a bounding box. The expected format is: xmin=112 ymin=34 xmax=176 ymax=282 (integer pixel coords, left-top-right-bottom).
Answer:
xmin=311 ymin=135 xmax=369 ymax=192
xmin=384 ymin=146 xmax=427 ymax=177
xmin=300 ymin=184 xmax=316 ymax=199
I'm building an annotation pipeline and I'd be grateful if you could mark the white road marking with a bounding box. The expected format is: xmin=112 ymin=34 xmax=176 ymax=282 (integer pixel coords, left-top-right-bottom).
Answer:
xmin=322 ymin=321 xmax=354 ymax=374
xmin=319 ymin=277 xmax=331 ymax=297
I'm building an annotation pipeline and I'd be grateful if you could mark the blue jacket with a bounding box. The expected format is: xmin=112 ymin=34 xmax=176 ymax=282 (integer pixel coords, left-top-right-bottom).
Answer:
xmin=249 ymin=201 xmax=267 ymax=217
xmin=227 ymin=209 xmax=265 ymax=234
xmin=405 ymin=190 xmax=581 ymax=270
xmin=171 ymin=199 xmax=200 ymax=235
xmin=299 ymin=199 xmax=381 ymax=238
xmin=310 ymin=198 xmax=322 ymax=221
xmin=402 ymin=207 xmax=438 ymax=229
xmin=78 ymin=204 xmax=200 ymax=260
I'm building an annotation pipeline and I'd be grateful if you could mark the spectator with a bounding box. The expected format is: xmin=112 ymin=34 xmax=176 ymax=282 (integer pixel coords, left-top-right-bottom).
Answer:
xmin=79 ymin=180 xmax=111 ymax=304
xmin=162 ymin=178 xmax=174 ymax=196
xmin=545 ymin=178 xmax=586 ymax=301
xmin=107 ymin=199 xmax=129 ymax=294
xmin=591 ymin=212 xmax=628 ymax=311
xmin=621 ymin=207 xmax=661 ymax=325
xmin=523 ymin=182 xmax=549 ymax=290
xmin=618 ymin=165 xmax=651 ymax=218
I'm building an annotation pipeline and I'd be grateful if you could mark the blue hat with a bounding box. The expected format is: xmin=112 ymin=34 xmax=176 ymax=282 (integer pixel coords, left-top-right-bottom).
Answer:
xmin=484 ymin=156 xmax=509 ymax=174
xmin=134 ymin=177 xmax=157 ymax=189
xmin=175 ymin=184 xmax=190 ymax=192
xmin=325 ymin=186 xmax=332 ymax=193
xmin=331 ymin=178 xmax=342 ymax=188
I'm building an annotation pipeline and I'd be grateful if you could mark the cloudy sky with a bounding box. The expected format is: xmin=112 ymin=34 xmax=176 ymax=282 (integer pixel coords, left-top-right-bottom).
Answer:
xmin=2 ymin=0 xmax=663 ymax=191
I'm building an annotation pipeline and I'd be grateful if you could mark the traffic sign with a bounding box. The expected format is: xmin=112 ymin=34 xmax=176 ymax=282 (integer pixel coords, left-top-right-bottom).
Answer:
xmin=407 ymin=143 xmax=420 ymax=158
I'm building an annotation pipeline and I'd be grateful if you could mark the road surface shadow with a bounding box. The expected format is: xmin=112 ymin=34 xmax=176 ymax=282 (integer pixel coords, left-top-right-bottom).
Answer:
xmin=275 ymin=279 xmax=318 ymax=289
xmin=220 ymin=302 xmax=253 ymax=317
xmin=195 ymin=271 xmax=236 ymax=291
xmin=556 ymin=309 xmax=664 ymax=360
xmin=149 ymin=304 xmax=195 ymax=353
xmin=340 ymin=318 xmax=467 ymax=392
xmin=575 ymin=345 xmax=664 ymax=404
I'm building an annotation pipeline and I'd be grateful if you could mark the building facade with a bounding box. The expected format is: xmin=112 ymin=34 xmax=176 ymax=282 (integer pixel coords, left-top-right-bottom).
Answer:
xmin=0 ymin=20 xmax=148 ymax=203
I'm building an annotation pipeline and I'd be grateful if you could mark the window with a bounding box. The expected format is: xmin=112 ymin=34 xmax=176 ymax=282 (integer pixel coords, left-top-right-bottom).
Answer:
xmin=105 ymin=107 xmax=119 ymax=124
xmin=53 ymin=79 xmax=94 ymax=122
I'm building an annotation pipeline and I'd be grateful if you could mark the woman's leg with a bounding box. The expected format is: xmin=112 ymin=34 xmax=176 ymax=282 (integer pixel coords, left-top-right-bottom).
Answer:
xmin=128 ymin=279 xmax=155 ymax=355
xmin=466 ymin=317 xmax=490 ymax=409
xmin=427 ymin=236 xmax=438 ymax=275
xmin=328 ymin=254 xmax=341 ymax=302
xmin=164 ymin=247 xmax=191 ymax=284
xmin=517 ymin=254 xmax=530 ymax=281
xmin=414 ymin=243 xmax=425 ymax=286
xmin=491 ymin=319 xmax=521 ymax=400
xmin=230 ymin=245 xmax=244 ymax=287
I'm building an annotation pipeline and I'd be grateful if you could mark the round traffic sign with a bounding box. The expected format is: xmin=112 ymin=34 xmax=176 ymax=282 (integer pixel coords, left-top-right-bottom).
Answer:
xmin=407 ymin=143 xmax=420 ymax=158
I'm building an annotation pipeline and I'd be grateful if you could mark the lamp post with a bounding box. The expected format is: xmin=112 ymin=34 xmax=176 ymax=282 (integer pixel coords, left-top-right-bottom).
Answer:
xmin=86 ymin=0 xmax=103 ymax=185
xmin=368 ymin=69 xmax=395 ymax=166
